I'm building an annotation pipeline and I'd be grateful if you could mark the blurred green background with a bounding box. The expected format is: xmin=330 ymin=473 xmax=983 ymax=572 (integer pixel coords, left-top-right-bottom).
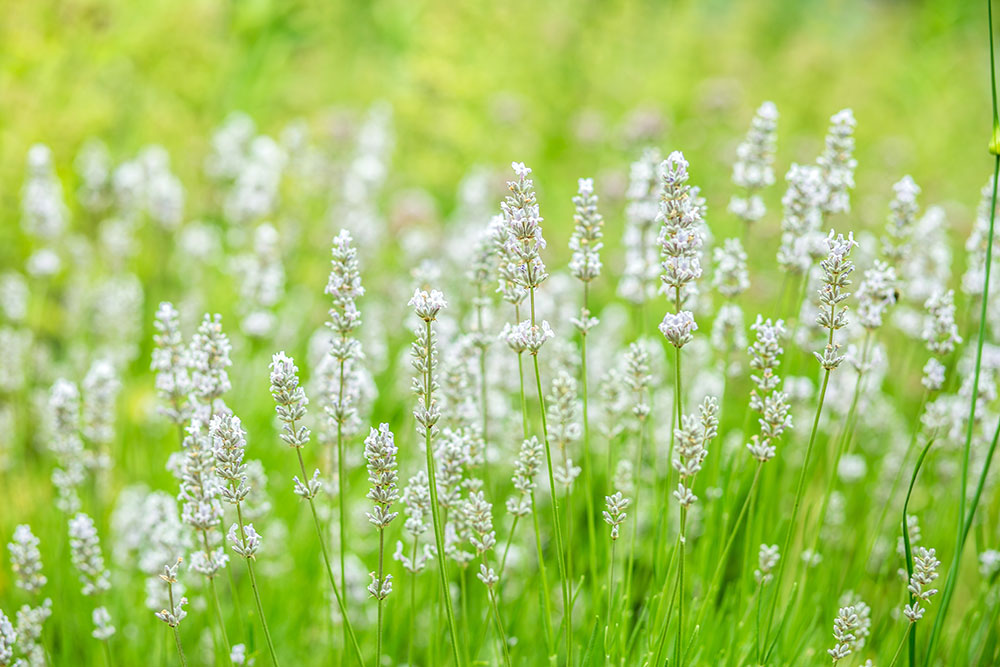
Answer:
xmin=0 ymin=0 xmax=993 ymax=241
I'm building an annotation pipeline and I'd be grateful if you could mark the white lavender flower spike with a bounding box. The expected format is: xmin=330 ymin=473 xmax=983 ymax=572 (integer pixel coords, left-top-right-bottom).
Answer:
xmin=659 ymin=310 xmax=697 ymax=349
xmin=729 ymin=101 xmax=778 ymax=225
xmin=68 ymin=513 xmax=111 ymax=596
xmin=8 ymin=525 xmax=46 ymax=594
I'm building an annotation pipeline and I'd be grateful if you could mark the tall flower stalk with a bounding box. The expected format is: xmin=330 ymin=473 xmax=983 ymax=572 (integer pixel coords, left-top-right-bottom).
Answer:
xmin=363 ymin=424 xmax=399 ymax=665
xmin=325 ymin=229 xmax=365 ymax=603
xmin=409 ymin=288 xmax=463 ymax=667
xmin=154 ymin=559 xmax=189 ymax=667
xmin=927 ymin=3 xmax=1000 ymax=655
xmin=602 ymin=490 xmax=629 ymax=661
xmin=764 ymin=231 xmax=856 ymax=652
xmin=500 ymin=161 xmax=571 ymax=662
xmin=569 ymin=176 xmax=604 ymax=597
xmin=211 ymin=413 xmax=279 ymax=666
xmin=268 ymin=352 xmax=364 ymax=665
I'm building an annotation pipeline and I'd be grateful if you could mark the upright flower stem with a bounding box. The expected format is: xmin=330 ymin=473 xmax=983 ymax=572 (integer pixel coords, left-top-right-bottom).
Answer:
xmin=530 ymin=288 xmax=572 ymax=664
xmin=375 ymin=527 xmax=386 ymax=663
xmin=476 ymin=292 xmax=490 ymax=483
xmin=902 ymin=435 xmax=936 ymax=667
xmin=580 ymin=283 xmax=599 ymax=600
xmin=293 ymin=447 xmax=365 ymax=666
xmin=335 ymin=359 xmax=348 ymax=608
xmin=606 ymin=539 xmax=617 ymax=660
xmin=764 ymin=295 xmax=837 ymax=652
xmin=167 ymin=584 xmax=188 ymax=667
xmin=483 ymin=555 xmax=512 ymax=667
xmin=421 ymin=319 xmax=464 ymax=667
xmin=235 ymin=503 xmax=279 ymax=666
xmin=200 ymin=531 xmax=233 ymax=666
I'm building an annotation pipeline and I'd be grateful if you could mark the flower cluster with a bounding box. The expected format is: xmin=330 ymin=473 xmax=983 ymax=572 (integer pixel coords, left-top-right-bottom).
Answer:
xmin=729 ymin=101 xmax=779 ymax=224
xmin=188 ymin=314 xmax=232 ymax=405
xmin=712 ymin=238 xmax=750 ymax=299
xmin=657 ymin=151 xmax=704 ymax=304
xmin=672 ymin=396 xmax=719 ymax=507
xmin=827 ymin=604 xmax=861 ymax=662
xmin=817 ymin=109 xmax=858 ymax=215
xmin=325 ymin=229 xmax=365 ymax=427
xmin=602 ymin=491 xmax=630 ymax=541
xmin=154 ymin=559 xmax=188 ymax=628
xmin=855 ymin=260 xmax=897 ymax=331
xmin=211 ymin=413 xmax=250 ymax=506
xmin=569 ymin=177 xmax=604 ymax=283
xmin=659 ymin=310 xmax=698 ymax=349
xmin=777 ymin=163 xmax=826 ymax=275
xmin=68 ymin=513 xmax=111 ymax=596
xmin=506 ymin=437 xmax=543 ymax=517
xmin=754 ymin=544 xmax=780 ymax=585
xmin=814 ymin=232 xmax=857 ymax=370
xmin=619 ymin=148 xmax=662 ymax=305
xmin=499 ymin=162 xmax=549 ymax=294
xmin=745 ymin=316 xmax=791 ymax=462
xmin=883 ymin=175 xmax=921 ymax=264
xmin=903 ymin=546 xmax=941 ymax=623
xmin=9 ymin=525 xmax=46 ymax=593
xmin=364 ymin=424 xmax=400 ymax=530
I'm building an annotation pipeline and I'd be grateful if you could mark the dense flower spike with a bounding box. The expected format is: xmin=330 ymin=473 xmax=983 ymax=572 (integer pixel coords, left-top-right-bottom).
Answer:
xmin=729 ymin=101 xmax=779 ymax=224
xmin=827 ymin=604 xmax=861 ymax=662
xmin=777 ymin=163 xmax=826 ymax=274
xmin=755 ymin=544 xmax=780 ymax=585
xmin=0 ymin=610 xmax=14 ymax=666
xmin=188 ymin=313 xmax=233 ymax=404
xmin=507 ymin=437 xmax=543 ymax=517
xmin=365 ymin=424 xmax=400 ymax=530
xmin=154 ymin=559 xmax=188 ymax=628
xmin=8 ymin=525 xmax=46 ymax=594
xmin=855 ymin=260 xmax=898 ymax=331
xmin=569 ymin=177 xmax=604 ymax=283
xmin=904 ymin=546 xmax=941 ymax=623
xmin=712 ymin=238 xmax=750 ymax=299
xmin=619 ymin=148 xmax=662 ymax=305
xmin=68 ymin=513 xmax=111 ymax=596
xmin=814 ymin=232 xmax=857 ymax=370
xmin=883 ymin=175 xmax=921 ymax=264
xmin=672 ymin=397 xmax=719 ymax=507
xmin=659 ymin=310 xmax=698 ymax=348
xmin=817 ymin=109 xmax=858 ymax=215
xmin=211 ymin=413 xmax=250 ymax=506
xmin=657 ymin=151 xmax=705 ymax=302
xmin=602 ymin=492 xmax=630 ymax=540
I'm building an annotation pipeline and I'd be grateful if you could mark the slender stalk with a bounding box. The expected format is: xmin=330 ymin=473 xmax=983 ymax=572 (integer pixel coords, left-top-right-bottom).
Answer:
xmin=903 ymin=436 xmax=936 ymax=667
xmin=376 ymin=528 xmax=386 ymax=663
xmin=476 ymin=286 xmax=490 ymax=483
xmin=621 ymin=410 xmax=647 ymax=625
xmin=421 ymin=319 xmax=464 ymax=667
xmin=764 ymin=364 xmax=832 ymax=649
xmin=675 ymin=506 xmax=688 ymax=667
xmin=605 ymin=539 xmax=617 ymax=661
xmin=200 ymin=531 xmax=233 ymax=665
xmin=167 ymin=584 xmax=188 ymax=667
xmin=235 ymin=503 xmax=279 ymax=666
xmin=102 ymin=638 xmax=114 ymax=667
xmin=408 ymin=541 xmax=418 ymax=667
xmin=498 ymin=515 xmax=520 ymax=577
xmin=483 ymin=555 xmax=512 ymax=667
xmin=530 ymin=492 xmax=557 ymax=658
xmin=888 ymin=625 xmax=913 ymax=667
xmin=294 ymin=439 xmax=365 ymax=665
xmin=580 ymin=283 xmax=599 ymax=598
xmin=335 ymin=359 xmax=348 ymax=608
xmin=928 ymin=2 xmax=1000 ymax=656
xmin=692 ymin=462 xmax=764 ymax=632
xmin=530 ymin=288 xmax=572 ymax=664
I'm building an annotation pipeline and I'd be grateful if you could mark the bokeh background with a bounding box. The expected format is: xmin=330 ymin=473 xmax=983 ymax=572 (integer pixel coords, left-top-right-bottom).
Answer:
xmin=2 ymin=0 xmax=999 ymax=664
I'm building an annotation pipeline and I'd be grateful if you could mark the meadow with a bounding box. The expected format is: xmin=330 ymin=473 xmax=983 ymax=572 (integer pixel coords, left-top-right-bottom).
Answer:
xmin=1 ymin=1 xmax=1000 ymax=665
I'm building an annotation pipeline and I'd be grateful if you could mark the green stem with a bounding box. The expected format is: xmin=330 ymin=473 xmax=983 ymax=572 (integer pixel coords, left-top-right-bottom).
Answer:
xmin=421 ymin=318 xmax=464 ymax=667
xmin=580 ymin=283 xmax=599 ymax=602
xmin=335 ymin=356 xmax=348 ymax=614
xmin=530 ymin=492 xmax=557 ymax=658
xmin=102 ymin=638 xmax=114 ymax=667
xmin=927 ymin=150 xmax=1000 ymax=662
xmin=235 ymin=503 xmax=279 ymax=666
xmin=530 ymin=287 xmax=572 ymax=664
xmin=167 ymin=583 xmax=188 ymax=667
xmin=903 ymin=436 xmax=936 ymax=667
xmin=200 ymin=531 xmax=233 ymax=665
xmin=606 ymin=539 xmax=617 ymax=661
xmin=888 ymin=625 xmax=913 ymax=667
xmin=484 ymin=555 xmax=512 ymax=667
xmin=376 ymin=528 xmax=385 ymax=665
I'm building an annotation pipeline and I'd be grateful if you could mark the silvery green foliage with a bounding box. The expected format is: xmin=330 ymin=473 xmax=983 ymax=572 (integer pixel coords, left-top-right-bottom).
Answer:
xmin=729 ymin=101 xmax=779 ymax=224
xmin=602 ymin=491 xmax=630 ymax=541
xmin=8 ymin=526 xmax=46 ymax=594
xmin=68 ymin=513 xmax=110 ymax=596
xmin=922 ymin=289 xmax=962 ymax=356
xmin=672 ymin=396 xmax=719 ymax=507
xmin=21 ymin=144 xmax=67 ymax=243
xmin=882 ymin=175 xmax=921 ymax=265
xmin=91 ymin=606 xmax=115 ymax=640
xmin=153 ymin=560 xmax=188 ymax=628
xmin=658 ymin=310 xmax=697 ymax=349
xmin=569 ymin=177 xmax=604 ymax=284
xmin=814 ymin=232 xmax=857 ymax=371
xmin=855 ymin=260 xmax=897 ymax=331
xmin=817 ymin=109 xmax=858 ymax=215
xmin=904 ymin=546 xmax=941 ymax=623
xmin=268 ymin=352 xmax=311 ymax=449
xmin=506 ymin=437 xmax=543 ymax=517
xmin=547 ymin=370 xmax=582 ymax=489
xmin=754 ymin=544 xmax=780 ymax=585
xmin=0 ymin=609 xmax=15 ymax=666
xmin=228 ymin=523 xmax=262 ymax=560
xmin=189 ymin=314 xmax=233 ymax=405
xmin=827 ymin=604 xmax=861 ymax=662
xmin=234 ymin=223 xmax=285 ymax=338
xmin=777 ymin=163 xmax=826 ymax=275
xmin=151 ymin=302 xmax=192 ymax=424
xmin=15 ymin=600 xmax=52 ymax=666
xmin=81 ymin=359 xmax=120 ymax=446
xmin=500 ymin=163 xmax=549 ymax=294
xmin=619 ymin=148 xmax=662 ymax=305
xmin=657 ymin=151 xmax=704 ymax=303
xmin=211 ymin=413 xmax=250 ymax=505
xmin=712 ymin=238 xmax=750 ymax=299
xmin=364 ymin=424 xmax=399 ymax=529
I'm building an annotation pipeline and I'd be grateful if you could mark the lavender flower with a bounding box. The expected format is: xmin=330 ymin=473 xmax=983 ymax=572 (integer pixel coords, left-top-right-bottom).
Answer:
xmin=659 ymin=310 xmax=698 ymax=349
xmin=8 ymin=526 xmax=46 ymax=594
xmin=712 ymin=238 xmax=750 ymax=299
xmin=814 ymin=232 xmax=857 ymax=371
xmin=151 ymin=302 xmax=191 ymax=424
xmin=817 ymin=109 xmax=858 ymax=215
xmin=883 ymin=175 xmax=921 ymax=264
xmin=500 ymin=162 xmax=549 ymax=293
xmin=569 ymin=177 xmax=604 ymax=283
xmin=657 ymin=151 xmax=705 ymax=304
xmin=602 ymin=492 xmax=630 ymax=540
xmin=68 ymin=513 xmax=110 ymax=596
xmin=755 ymin=544 xmax=780 ymax=585
xmin=827 ymin=605 xmax=861 ymax=662
xmin=903 ymin=546 xmax=941 ymax=623
xmin=729 ymin=101 xmax=779 ymax=224
xmin=777 ymin=164 xmax=826 ymax=275
xmin=154 ymin=560 xmax=188 ymax=628
xmin=619 ymin=148 xmax=662 ymax=305
xmin=188 ymin=314 xmax=232 ymax=405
